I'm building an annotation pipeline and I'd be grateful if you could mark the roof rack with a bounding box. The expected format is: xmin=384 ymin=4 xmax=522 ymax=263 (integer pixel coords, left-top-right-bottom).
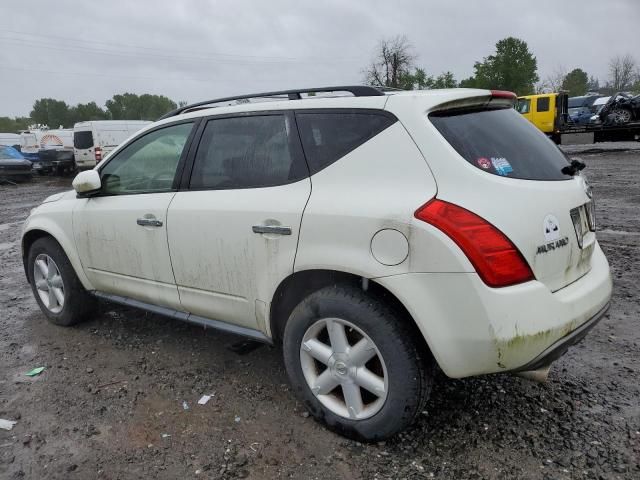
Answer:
xmin=159 ymin=85 xmax=385 ymax=120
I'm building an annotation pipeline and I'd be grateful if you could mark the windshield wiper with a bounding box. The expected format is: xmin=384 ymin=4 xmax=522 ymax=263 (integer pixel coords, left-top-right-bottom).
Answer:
xmin=561 ymin=159 xmax=586 ymax=176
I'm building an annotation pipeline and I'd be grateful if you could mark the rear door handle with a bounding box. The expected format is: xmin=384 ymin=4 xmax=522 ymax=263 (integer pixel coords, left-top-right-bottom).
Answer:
xmin=252 ymin=225 xmax=291 ymax=235
xmin=137 ymin=217 xmax=163 ymax=227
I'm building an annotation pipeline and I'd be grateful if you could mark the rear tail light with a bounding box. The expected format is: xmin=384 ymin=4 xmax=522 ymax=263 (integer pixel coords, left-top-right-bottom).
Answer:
xmin=95 ymin=147 xmax=102 ymax=162
xmin=415 ymin=199 xmax=534 ymax=288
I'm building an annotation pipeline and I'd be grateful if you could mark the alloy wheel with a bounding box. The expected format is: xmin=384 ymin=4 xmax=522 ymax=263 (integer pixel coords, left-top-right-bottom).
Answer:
xmin=33 ymin=254 xmax=65 ymax=313
xmin=299 ymin=318 xmax=388 ymax=420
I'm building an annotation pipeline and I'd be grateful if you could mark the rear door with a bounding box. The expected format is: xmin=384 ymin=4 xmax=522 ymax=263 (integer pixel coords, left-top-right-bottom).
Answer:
xmin=73 ymin=127 xmax=95 ymax=166
xmin=167 ymin=112 xmax=311 ymax=332
xmin=429 ymin=107 xmax=595 ymax=292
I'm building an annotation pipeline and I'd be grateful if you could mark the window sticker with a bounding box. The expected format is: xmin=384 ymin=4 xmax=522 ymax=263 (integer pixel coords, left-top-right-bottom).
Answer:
xmin=490 ymin=157 xmax=513 ymax=176
xmin=476 ymin=157 xmax=492 ymax=169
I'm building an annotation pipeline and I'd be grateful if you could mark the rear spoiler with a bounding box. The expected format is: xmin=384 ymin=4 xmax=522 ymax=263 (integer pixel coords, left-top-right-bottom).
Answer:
xmin=430 ymin=90 xmax=517 ymax=114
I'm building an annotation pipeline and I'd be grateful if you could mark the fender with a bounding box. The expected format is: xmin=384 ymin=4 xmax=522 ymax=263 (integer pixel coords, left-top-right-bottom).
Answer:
xmin=22 ymin=208 xmax=94 ymax=291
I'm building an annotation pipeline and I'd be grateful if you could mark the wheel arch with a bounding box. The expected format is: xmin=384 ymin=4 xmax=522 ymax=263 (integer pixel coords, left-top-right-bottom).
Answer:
xmin=22 ymin=226 xmax=92 ymax=290
xmin=269 ymin=269 xmax=432 ymax=358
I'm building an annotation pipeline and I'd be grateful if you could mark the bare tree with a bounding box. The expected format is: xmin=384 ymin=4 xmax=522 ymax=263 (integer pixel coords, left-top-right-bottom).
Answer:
xmin=537 ymin=66 xmax=567 ymax=93
xmin=364 ymin=36 xmax=415 ymax=88
xmin=608 ymin=54 xmax=637 ymax=91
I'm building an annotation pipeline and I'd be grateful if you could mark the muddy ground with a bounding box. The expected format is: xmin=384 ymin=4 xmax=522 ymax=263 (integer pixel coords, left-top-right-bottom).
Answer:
xmin=1 ymin=149 xmax=639 ymax=479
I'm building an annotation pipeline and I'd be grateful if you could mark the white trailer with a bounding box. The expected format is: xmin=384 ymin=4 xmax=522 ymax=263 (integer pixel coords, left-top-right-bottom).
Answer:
xmin=0 ymin=133 xmax=20 ymax=149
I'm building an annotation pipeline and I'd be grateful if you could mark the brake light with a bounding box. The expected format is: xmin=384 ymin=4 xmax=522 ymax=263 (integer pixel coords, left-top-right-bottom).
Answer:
xmin=95 ymin=147 xmax=102 ymax=162
xmin=415 ymin=199 xmax=534 ymax=287
xmin=490 ymin=90 xmax=517 ymax=100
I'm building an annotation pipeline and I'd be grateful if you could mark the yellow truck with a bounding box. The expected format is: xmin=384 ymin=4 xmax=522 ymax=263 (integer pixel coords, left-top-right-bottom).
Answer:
xmin=516 ymin=92 xmax=569 ymax=143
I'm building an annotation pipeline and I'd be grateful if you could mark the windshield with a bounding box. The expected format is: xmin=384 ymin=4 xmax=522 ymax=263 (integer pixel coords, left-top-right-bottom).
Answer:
xmin=429 ymin=107 xmax=570 ymax=181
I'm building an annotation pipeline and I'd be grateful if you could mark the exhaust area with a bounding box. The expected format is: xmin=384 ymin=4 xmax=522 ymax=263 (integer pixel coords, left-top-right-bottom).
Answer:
xmin=514 ymin=365 xmax=551 ymax=383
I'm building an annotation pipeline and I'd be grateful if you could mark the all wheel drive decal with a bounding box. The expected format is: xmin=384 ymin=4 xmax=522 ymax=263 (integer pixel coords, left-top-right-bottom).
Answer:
xmin=536 ymin=236 xmax=569 ymax=255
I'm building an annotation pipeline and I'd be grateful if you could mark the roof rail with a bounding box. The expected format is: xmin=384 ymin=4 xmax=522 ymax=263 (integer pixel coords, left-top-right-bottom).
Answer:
xmin=159 ymin=85 xmax=385 ymax=120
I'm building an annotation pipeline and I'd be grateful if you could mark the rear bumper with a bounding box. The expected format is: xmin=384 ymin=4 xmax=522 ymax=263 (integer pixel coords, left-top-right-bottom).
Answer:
xmin=512 ymin=301 xmax=609 ymax=372
xmin=75 ymin=158 xmax=96 ymax=168
xmin=375 ymin=241 xmax=613 ymax=378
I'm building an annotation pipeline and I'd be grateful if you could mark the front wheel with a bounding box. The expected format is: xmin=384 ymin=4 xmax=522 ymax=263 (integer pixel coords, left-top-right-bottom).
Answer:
xmin=283 ymin=285 xmax=433 ymax=441
xmin=27 ymin=237 xmax=96 ymax=326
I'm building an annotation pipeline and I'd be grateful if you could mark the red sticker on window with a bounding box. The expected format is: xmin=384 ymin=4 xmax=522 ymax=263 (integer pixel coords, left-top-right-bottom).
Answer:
xmin=477 ymin=157 xmax=491 ymax=169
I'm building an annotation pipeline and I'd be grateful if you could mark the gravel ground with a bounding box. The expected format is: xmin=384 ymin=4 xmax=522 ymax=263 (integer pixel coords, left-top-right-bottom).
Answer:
xmin=1 ymin=151 xmax=639 ymax=479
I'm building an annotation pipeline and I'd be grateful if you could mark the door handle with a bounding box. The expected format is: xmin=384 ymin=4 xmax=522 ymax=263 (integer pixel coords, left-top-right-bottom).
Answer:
xmin=137 ymin=218 xmax=163 ymax=227
xmin=252 ymin=225 xmax=292 ymax=235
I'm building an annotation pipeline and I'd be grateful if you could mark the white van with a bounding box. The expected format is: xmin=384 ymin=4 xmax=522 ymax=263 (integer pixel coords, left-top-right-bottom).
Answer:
xmin=73 ymin=120 xmax=152 ymax=168
xmin=0 ymin=133 xmax=20 ymax=149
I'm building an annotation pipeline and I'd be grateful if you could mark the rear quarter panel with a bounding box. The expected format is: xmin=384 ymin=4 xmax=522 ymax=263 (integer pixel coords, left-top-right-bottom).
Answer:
xmin=294 ymin=121 xmax=472 ymax=277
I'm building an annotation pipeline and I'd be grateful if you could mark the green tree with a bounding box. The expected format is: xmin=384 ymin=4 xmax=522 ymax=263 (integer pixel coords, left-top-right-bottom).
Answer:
xmin=30 ymin=98 xmax=70 ymax=128
xmin=0 ymin=116 xmax=31 ymax=133
xmin=68 ymin=102 xmax=108 ymax=125
xmin=432 ymin=71 xmax=457 ymax=89
xmin=561 ymin=68 xmax=589 ymax=96
xmin=461 ymin=37 xmax=538 ymax=95
xmin=106 ymin=93 xmax=177 ymax=120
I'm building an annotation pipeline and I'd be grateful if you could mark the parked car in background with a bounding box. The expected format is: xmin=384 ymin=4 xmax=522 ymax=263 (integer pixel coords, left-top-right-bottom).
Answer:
xmin=23 ymin=86 xmax=612 ymax=441
xmin=0 ymin=145 xmax=32 ymax=182
xmin=568 ymin=95 xmax=601 ymax=126
xmin=516 ymin=92 xmax=569 ymax=143
xmin=598 ymin=92 xmax=640 ymax=125
xmin=73 ymin=120 xmax=152 ymax=168
xmin=0 ymin=133 xmax=21 ymax=150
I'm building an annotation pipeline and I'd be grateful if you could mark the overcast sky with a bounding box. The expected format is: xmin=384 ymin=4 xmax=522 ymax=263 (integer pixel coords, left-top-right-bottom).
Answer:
xmin=1 ymin=0 xmax=638 ymax=117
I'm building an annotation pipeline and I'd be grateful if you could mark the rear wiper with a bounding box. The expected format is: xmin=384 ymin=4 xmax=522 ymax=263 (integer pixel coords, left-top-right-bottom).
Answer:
xmin=561 ymin=159 xmax=586 ymax=176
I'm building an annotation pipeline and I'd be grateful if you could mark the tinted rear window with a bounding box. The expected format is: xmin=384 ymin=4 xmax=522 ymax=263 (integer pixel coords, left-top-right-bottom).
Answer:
xmin=296 ymin=112 xmax=396 ymax=174
xmin=74 ymin=131 xmax=93 ymax=149
xmin=429 ymin=107 xmax=570 ymax=181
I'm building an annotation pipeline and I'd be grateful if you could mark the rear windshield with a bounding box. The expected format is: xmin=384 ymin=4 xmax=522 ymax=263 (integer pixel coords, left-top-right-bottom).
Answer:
xmin=429 ymin=107 xmax=570 ymax=181
xmin=74 ymin=131 xmax=94 ymax=149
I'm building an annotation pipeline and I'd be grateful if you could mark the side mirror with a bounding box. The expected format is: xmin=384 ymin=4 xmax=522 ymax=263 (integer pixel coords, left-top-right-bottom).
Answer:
xmin=72 ymin=170 xmax=101 ymax=196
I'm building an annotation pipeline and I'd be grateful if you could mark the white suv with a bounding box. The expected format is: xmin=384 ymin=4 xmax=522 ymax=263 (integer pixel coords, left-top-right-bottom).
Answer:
xmin=21 ymin=86 xmax=612 ymax=441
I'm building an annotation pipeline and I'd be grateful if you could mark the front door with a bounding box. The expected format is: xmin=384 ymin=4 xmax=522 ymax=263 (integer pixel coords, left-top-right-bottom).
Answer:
xmin=73 ymin=121 xmax=196 ymax=308
xmin=167 ymin=112 xmax=311 ymax=332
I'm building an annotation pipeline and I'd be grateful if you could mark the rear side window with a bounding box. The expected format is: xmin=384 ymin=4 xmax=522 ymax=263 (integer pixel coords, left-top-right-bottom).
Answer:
xmin=74 ymin=131 xmax=93 ymax=149
xmin=429 ymin=107 xmax=570 ymax=181
xmin=536 ymin=97 xmax=550 ymax=112
xmin=190 ymin=114 xmax=306 ymax=190
xmin=296 ymin=112 xmax=396 ymax=174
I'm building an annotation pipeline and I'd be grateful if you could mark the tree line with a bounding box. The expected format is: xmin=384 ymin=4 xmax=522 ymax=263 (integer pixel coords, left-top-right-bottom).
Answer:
xmin=0 ymin=93 xmax=180 ymax=133
xmin=364 ymin=35 xmax=640 ymax=97
xmin=2 ymin=36 xmax=639 ymax=134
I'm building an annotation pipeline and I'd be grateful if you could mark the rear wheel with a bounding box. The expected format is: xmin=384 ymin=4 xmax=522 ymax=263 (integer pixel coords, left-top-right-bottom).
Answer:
xmin=283 ymin=285 xmax=433 ymax=441
xmin=27 ymin=237 xmax=96 ymax=326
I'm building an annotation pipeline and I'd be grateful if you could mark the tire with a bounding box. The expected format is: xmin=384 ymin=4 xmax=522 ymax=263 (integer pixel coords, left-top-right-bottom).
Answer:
xmin=283 ymin=285 xmax=433 ymax=441
xmin=27 ymin=236 xmax=96 ymax=326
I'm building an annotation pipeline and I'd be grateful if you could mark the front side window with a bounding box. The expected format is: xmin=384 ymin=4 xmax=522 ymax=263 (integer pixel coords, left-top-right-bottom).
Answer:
xmin=100 ymin=122 xmax=193 ymax=195
xmin=189 ymin=114 xmax=305 ymax=189
xmin=537 ymin=97 xmax=550 ymax=112
xmin=516 ymin=98 xmax=531 ymax=114
xmin=296 ymin=112 xmax=396 ymax=174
